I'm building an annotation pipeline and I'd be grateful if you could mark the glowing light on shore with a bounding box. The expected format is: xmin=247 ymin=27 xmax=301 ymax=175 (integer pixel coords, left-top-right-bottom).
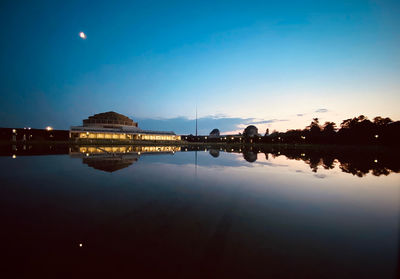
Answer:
xmin=46 ymin=126 xmax=53 ymax=131
xmin=79 ymin=32 xmax=86 ymax=39
xmin=12 ymin=154 xmax=16 ymax=159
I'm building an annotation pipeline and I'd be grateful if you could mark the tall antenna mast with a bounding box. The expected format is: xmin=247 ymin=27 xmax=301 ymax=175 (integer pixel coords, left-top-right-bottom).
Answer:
xmin=195 ymin=105 xmax=198 ymax=137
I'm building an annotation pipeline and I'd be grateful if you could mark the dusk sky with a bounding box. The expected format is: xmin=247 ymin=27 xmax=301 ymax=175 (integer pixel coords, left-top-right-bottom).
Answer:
xmin=0 ymin=0 xmax=399 ymax=135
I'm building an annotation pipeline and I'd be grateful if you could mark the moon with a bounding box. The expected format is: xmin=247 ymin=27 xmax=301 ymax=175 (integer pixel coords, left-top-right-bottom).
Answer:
xmin=79 ymin=32 xmax=87 ymax=39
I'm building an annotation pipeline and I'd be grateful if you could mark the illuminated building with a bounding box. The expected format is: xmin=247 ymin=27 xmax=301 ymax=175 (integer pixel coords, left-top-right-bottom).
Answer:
xmin=70 ymin=111 xmax=181 ymax=141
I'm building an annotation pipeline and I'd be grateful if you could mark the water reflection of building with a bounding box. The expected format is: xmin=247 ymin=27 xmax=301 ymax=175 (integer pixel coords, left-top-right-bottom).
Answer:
xmin=83 ymin=156 xmax=139 ymax=172
xmin=209 ymin=149 xmax=220 ymax=158
xmin=70 ymin=112 xmax=181 ymax=142
xmin=69 ymin=145 xmax=181 ymax=172
xmin=243 ymin=151 xmax=258 ymax=162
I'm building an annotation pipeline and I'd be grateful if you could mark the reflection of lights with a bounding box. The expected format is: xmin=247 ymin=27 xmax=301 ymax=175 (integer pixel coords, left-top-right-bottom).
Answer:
xmin=374 ymin=159 xmax=378 ymax=163
xmin=12 ymin=154 xmax=16 ymax=159
xmin=79 ymin=32 xmax=86 ymax=39
xmin=138 ymin=152 xmax=141 ymax=155
xmin=46 ymin=126 xmax=53 ymax=131
xmin=375 ymin=134 xmax=379 ymax=138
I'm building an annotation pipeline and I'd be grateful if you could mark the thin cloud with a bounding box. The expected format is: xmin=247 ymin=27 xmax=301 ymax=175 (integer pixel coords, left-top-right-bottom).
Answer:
xmin=248 ymin=119 xmax=288 ymax=125
xmin=315 ymin=108 xmax=328 ymax=113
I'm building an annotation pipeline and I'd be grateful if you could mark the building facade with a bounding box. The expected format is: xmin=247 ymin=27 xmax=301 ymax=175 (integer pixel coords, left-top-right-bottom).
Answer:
xmin=70 ymin=112 xmax=181 ymax=141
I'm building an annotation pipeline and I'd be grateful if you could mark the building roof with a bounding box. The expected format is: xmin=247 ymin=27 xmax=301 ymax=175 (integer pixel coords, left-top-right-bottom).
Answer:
xmin=83 ymin=111 xmax=137 ymax=127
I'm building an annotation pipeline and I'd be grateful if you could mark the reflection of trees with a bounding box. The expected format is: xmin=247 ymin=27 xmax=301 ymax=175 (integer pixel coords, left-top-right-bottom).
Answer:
xmin=306 ymin=156 xmax=322 ymax=173
xmin=322 ymin=156 xmax=336 ymax=170
xmin=339 ymin=162 xmax=370 ymax=177
xmin=237 ymin=145 xmax=400 ymax=177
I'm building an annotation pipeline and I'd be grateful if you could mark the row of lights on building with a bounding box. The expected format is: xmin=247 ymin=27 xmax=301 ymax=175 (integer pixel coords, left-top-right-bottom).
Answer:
xmin=13 ymin=127 xmax=53 ymax=132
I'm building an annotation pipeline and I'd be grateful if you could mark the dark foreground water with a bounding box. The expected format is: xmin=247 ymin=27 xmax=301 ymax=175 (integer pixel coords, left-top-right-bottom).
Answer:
xmin=0 ymin=145 xmax=399 ymax=278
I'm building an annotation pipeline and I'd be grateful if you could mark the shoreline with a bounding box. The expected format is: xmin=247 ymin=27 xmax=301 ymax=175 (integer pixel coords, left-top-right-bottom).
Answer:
xmin=0 ymin=140 xmax=398 ymax=151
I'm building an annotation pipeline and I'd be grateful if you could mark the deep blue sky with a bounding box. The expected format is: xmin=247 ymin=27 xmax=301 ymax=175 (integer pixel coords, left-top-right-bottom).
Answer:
xmin=0 ymin=0 xmax=399 ymax=134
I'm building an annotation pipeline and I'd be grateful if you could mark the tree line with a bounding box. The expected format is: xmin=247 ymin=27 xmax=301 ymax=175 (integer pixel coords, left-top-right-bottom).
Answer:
xmin=262 ymin=115 xmax=399 ymax=145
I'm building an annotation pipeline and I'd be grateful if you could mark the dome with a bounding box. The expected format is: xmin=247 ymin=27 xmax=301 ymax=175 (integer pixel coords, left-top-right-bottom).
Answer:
xmin=209 ymin=128 xmax=220 ymax=138
xmin=243 ymin=125 xmax=258 ymax=137
xmin=83 ymin=111 xmax=138 ymax=127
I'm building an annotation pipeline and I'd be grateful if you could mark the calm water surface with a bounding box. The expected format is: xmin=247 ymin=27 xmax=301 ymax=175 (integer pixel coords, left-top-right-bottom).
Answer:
xmin=1 ymin=145 xmax=399 ymax=278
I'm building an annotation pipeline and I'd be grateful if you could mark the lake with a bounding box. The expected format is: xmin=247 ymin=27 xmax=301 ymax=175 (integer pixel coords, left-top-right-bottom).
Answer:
xmin=1 ymin=144 xmax=399 ymax=278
